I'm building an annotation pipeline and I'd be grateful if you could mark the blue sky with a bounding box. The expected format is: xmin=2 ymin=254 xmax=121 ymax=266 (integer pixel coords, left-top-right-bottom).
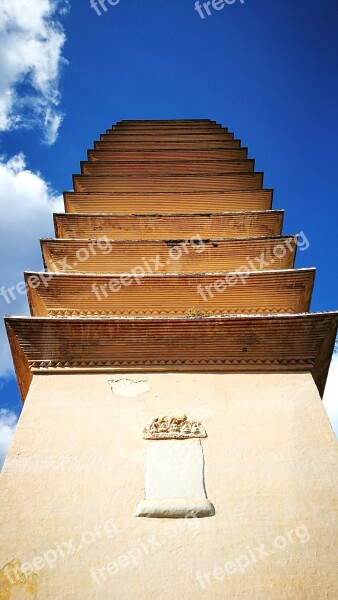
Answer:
xmin=0 ymin=0 xmax=337 ymax=464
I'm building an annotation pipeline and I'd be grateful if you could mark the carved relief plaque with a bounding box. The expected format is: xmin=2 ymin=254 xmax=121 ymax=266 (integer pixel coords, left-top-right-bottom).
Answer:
xmin=143 ymin=415 xmax=207 ymax=440
xmin=136 ymin=414 xmax=214 ymax=518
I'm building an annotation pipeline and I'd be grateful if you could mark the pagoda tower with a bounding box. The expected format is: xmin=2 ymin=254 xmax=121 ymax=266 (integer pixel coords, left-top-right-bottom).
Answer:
xmin=1 ymin=120 xmax=337 ymax=598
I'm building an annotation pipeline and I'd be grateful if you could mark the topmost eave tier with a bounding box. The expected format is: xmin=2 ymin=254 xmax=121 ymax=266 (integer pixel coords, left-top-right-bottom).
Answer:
xmin=114 ymin=119 xmax=218 ymax=126
xmin=108 ymin=124 xmax=224 ymax=133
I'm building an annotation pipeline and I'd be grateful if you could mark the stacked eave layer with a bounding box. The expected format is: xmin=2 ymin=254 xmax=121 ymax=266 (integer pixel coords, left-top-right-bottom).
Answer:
xmin=6 ymin=119 xmax=337 ymax=401
xmin=53 ymin=211 xmax=284 ymax=240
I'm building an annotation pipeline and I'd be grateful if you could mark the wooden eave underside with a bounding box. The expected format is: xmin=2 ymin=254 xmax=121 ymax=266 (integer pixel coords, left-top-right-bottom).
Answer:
xmin=64 ymin=190 xmax=273 ymax=214
xmin=114 ymin=120 xmax=218 ymax=125
xmin=53 ymin=210 xmax=284 ymax=240
xmin=72 ymin=173 xmax=264 ymax=193
xmin=99 ymin=132 xmax=235 ymax=142
xmin=25 ymin=269 xmax=315 ymax=318
xmin=6 ymin=312 xmax=338 ymax=401
xmin=107 ymin=125 xmax=224 ymax=132
xmin=88 ymin=148 xmax=249 ymax=161
xmin=81 ymin=160 xmax=255 ymax=175
xmin=41 ymin=236 xmax=297 ymax=274
xmin=94 ymin=140 xmax=242 ymax=150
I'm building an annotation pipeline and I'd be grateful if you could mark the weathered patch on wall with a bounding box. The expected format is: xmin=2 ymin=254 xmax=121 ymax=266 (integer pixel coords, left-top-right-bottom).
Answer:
xmin=0 ymin=559 xmax=38 ymax=599
xmin=108 ymin=378 xmax=151 ymax=397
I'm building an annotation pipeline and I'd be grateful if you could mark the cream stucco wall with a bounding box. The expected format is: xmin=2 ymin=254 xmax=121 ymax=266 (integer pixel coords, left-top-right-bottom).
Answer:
xmin=0 ymin=371 xmax=337 ymax=599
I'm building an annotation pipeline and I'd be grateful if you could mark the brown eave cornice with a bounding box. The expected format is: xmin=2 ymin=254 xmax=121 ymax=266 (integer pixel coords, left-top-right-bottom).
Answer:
xmin=53 ymin=210 xmax=284 ymax=240
xmin=5 ymin=312 xmax=338 ymax=402
xmin=63 ymin=189 xmax=274 ymax=214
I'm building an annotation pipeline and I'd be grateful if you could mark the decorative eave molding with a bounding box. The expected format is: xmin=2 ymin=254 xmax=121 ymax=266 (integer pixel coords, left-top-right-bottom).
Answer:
xmin=46 ymin=308 xmax=296 ymax=317
xmin=28 ymin=357 xmax=315 ymax=369
xmin=5 ymin=312 xmax=337 ymax=402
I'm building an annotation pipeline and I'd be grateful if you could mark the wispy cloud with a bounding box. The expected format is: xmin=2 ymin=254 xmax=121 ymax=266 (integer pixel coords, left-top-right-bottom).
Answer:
xmin=0 ymin=0 xmax=68 ymax=144
xmin=0 ymin=408 xmax=18 ymax=469
xmin=0 ymin=153 xmax=63 ymax=375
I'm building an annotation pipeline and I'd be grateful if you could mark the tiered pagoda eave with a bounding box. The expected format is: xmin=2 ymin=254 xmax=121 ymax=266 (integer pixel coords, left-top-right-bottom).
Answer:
xmin=6 ymin=119 xmax=337 ymax=405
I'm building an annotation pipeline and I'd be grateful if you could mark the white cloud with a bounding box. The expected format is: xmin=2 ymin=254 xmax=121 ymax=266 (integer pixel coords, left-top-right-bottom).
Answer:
xmin=0 ymin=409 xmax=18 ymax=469
xmin=0 ymin=0 xmax=67 ymax=144
xmin=323 ymin=352 xmax=338 ymax=438
xmin=0 ymin=153 xmax=63 ymax=376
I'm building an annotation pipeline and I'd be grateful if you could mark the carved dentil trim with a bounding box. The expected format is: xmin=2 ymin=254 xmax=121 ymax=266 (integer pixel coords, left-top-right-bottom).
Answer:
xmin=143 ymin=415 xmax=207 ymax=440
xmin=29 ymin=358 xmax=315 ymax=370
xmin=48 ymin=308 xmax=294 ymax=317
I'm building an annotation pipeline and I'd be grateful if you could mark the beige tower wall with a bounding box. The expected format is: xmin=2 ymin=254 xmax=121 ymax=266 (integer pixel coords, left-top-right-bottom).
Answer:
xmin=0 ymin=371 xmax=337 ymax=600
